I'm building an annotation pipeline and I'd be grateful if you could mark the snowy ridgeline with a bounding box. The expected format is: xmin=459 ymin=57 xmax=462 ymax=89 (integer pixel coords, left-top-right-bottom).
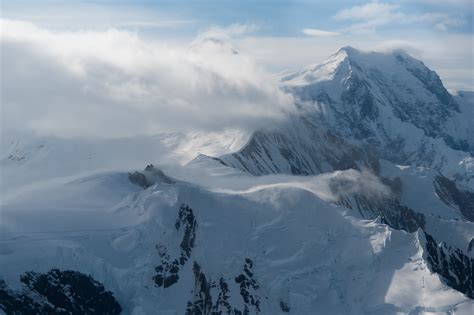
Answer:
xmin=0 ymin=161 xmax=472 ymax=314
xmin=1 ymin=47 xmax=473 ymax=314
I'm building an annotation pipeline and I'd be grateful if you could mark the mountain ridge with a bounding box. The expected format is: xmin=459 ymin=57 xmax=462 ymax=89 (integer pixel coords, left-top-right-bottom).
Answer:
xmin=1 ymin=47 xmax=473 ymax=314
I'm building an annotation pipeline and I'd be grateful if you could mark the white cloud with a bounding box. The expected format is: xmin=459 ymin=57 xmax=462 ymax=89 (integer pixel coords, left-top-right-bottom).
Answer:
xmin=302 ymin=28 xmax=340 ymax=37
xmin=416 ymin=12 xmax=466 ymax=31
xmin=1 ymin=15 xmax=472 ymax=141
xmin=334 ymin=2 xmax=403 ymax=34
xmin=0 ymin=20 xmax=294 ymax=139
xmin=334 ymin=1 xmax=467 ymax=33
xmin=334 ymin=2 xmax=400 ymax=21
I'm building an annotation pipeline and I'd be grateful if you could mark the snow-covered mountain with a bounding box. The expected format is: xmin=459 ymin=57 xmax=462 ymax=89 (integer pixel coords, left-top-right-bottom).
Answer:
xmin=0 ymin=165 xmax=472 ymax=314
xmin=222 ymin=47 xmax=473 ymax=185
xmin=282 ymin=47 xmax=472 ymax=153
xmin=217 ymin=47 xmax=474 ymax=310
xmin=1 ymin=47 xmax=473 ymax=314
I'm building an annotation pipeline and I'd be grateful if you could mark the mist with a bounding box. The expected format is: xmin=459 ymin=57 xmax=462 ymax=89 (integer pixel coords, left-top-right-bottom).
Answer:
xmin=0 ymin=19 xmax=295 ymax=139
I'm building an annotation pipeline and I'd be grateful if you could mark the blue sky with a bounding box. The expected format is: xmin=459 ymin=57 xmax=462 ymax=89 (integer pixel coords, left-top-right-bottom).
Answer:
xmin=2 ymin=0 xmax=473 ymax=37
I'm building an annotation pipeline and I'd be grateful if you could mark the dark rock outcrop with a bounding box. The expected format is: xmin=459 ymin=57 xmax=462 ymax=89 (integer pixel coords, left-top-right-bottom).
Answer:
xmin=338 ymin=195 xmax=425 ymax=233
xmin=0 ymin=269 xmax=122 ymax=315
xmin=279 ymin=301 xmax=290 ymax=313
xmin=153 ymin=204 xmax=197 ymax=288
xmin=235 ymin=258 xmax=260 ymax=314
xmin=186 ymin=262 xmax=213 ymax=315
xmin=221 ymin=123 xmax=379 ymax=176
xmin=434 ymin=175 xmax=474 ymax=221
xmin=423 ymin=232 xmax=474 ymax=298
xmin=153 ymin=244 xmax=181 ymax=288
xmin=185 ymin=262 xmax=240 ymax=315
xmin=175 ymin=204 xmax=198 ymax=264
xmin=129 ymin=164 xmax=175 ymax=189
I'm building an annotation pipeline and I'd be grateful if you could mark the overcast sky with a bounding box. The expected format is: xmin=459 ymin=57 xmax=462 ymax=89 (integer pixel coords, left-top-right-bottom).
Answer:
xmin=1 ymin=0 xmax=473 ymax=138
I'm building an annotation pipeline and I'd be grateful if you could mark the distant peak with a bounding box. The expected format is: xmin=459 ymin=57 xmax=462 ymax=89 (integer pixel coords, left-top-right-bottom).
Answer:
xmin=390 ymin=49 xmax=417 ymax=61
xmin=189 ymin=32 xmax=240 ymax=55
xmin=336 ymin=46 xmax=360 ymax=56
xmin=281 ymin=46 xmax=430 ymax=87
xmin=335 ymin=46 xmax=417 ymax=62
xmin=391 ymin=48 xmax=410 ymax=56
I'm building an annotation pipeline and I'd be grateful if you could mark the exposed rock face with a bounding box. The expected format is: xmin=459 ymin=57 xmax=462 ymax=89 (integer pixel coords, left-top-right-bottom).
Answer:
xmin=221 ymin=122 xmax=379 ymax=176
xmin=129 ymin=164 xmax=175 ymax=188
xmin=213 ymin=277 xmax=233 ymax=314
xmin=423 ymin=232 xmax=474 ymax=299
xmin=186 ymin=262 xmax=213 ymax=315
xmin=434 ymin=175 xmax=474 ymax=221
xmin=279 ymin=300 xmax=290 ymax=313
xmin=0 ymin=269 xmax=122 ymax=315
xmin=153 ymin=204 xmax=197 ymax=288
xmin=338 ymin=195 xmax=425 ymax=233
xmin=326 ymin=171 xmax=424 ymax=233
xmin=185 ymin=260 xmax=259 ymax=315
xmin=468 ymin=239 xmax=474 ymax=253
xmin=0 ymin=279 xmax=58 ymax=315
xmin=235 ymin=258 xmax=260 ymax=314
xmin=176 ymin=204 xmax=198 ymax=264
xmin=152 ymin=203 xmax=265 ymax=314
xmin=153 ymin=244 xmax=181 ymax=288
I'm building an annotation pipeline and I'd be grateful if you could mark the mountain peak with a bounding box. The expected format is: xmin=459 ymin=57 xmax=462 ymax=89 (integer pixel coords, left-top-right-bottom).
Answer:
xmin=280 ymin=46 xmax=380 ymax=86
xmin=336 ymin=46 xmax=413 ymax=61
xmin=336 ymin=46 xmax=361 ymax=57
xmin=279 ymin=45 xmax=468 ymax=153
xmin=281 ymin=47 xmax=444 ymax=95
xmin=280 ymin=47 xmax=353 ymax=86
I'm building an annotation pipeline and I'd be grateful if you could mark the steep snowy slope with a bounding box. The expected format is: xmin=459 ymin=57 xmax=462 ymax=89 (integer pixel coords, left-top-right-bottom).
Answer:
xmin=0 ymin=167 xmax=472 ymax=314
xmin=215 ymin=48 xmax=474 ymax=303
xmin=221 ymin=48 xmax=473 ymax=188
xmin=282 ymin=47 xmax=472 ymax=154
xmin=221 ymin=117 xmax=379 ymax=175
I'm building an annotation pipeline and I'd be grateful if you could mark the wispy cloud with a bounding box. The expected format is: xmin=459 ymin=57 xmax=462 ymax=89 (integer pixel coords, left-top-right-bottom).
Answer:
xmin=116 ymin=20 xmax=196 ymax=30
xmin=334 ymin=2 xmax=400 ymax=22
xmin=302 ymin=28 xmax=341 ymax=37
xmin=334 ymin=1 xmax=467 ymax=33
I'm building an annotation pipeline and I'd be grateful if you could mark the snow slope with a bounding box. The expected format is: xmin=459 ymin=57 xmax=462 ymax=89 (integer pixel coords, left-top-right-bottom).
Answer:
xmin=0 ymin=129 xmax=248 ymax=200
xmin=1 ymin=167 xmax=472 ymax=314
xmin=222 ymin=47 xmax=473 ymax=188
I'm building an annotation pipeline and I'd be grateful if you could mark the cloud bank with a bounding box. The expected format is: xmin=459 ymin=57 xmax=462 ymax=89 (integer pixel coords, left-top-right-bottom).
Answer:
xmin=0 ymin=20 xmax=294 ymax=138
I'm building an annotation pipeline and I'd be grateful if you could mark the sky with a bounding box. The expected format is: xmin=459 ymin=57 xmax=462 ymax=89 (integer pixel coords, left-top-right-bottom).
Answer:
xmin=1 ymin=0 xmax=473 ymax=138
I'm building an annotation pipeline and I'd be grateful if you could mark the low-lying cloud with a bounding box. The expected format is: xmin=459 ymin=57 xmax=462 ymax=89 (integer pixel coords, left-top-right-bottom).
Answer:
xmin=1 ymin=20 xmax=294 ymax=138
xmin=169 ymin=162 xmax=393 ymax=203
